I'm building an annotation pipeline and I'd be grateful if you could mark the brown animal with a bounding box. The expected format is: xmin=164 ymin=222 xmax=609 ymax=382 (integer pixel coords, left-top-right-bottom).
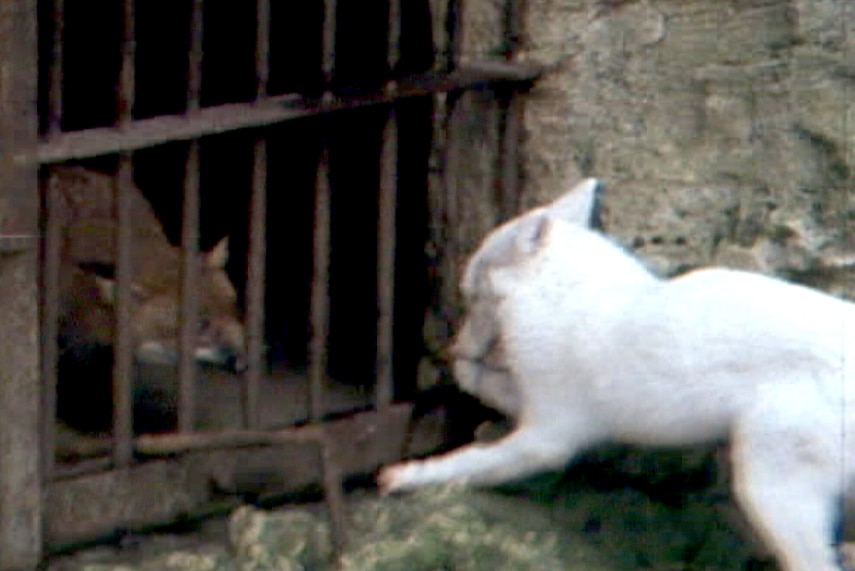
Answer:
xmin=50 ymin=166 xmax=246 ymax=433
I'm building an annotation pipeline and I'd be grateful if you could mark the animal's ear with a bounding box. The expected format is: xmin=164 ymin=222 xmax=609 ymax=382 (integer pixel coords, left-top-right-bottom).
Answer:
xmin=548 ymin=178 xmax=602 ymax=228
xmin=205 ymin=237 xmax=229 ymax=269
xmin=515 ymin=212 xmax=552 ymax=255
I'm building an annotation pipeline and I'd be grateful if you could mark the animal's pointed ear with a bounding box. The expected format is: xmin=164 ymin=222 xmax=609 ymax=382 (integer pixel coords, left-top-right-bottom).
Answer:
xmin=548 ymin=178 xmax=602 ymax=228
xmin=206 ymin=237 xmax=229 ymax=269
xmin=515 ymin=211 xmax=552 ymax=255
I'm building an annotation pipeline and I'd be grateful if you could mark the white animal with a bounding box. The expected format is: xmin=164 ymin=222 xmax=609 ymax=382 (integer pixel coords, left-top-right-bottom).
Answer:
xmin=378 ymin=179 xmax=855 ymax=571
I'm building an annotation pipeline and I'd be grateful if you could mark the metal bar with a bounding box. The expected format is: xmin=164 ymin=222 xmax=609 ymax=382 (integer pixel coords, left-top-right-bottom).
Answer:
xmin=244 ymin=139 xmax=267 ymax=429
xmin=375 ymin=112 xmax=398 ymax=410
xmin=112 ymin=154 xmax=135 ymax=466
xmin=505 ymin=0 xmax=525 ymax=57
xmin=387 ymin=0 xmax=401 ymax=76
xmin=446 ymin=0 xmax=464 ymax=71
xmin=135 ymin=425 xmax=325 ymax=455
xmin=118 ymin=0 xmax=135 ymax=126
xmin=255 ymin=0 xmax=270 ymax=99
xmin=178 ymin=142 xmax=201 ymax=433
xmin=32 ymin=63 xmax=541 ymax=163
xmin=319 ymin=432 xmax=348 ymax=560
xmin=40 ymin=172 xmax=62 ymax=482
xmin=113 ymin=0 xmax=138 ymax=460
xmin=48 ymin=0 xmax=65 ymax=133
xmin=497 ymin=0 xmax=525 ymax=219
xmin=178 ymin=0 xmax=204 ymax=433
xmin=308 ymin=149 xmax=332 ymax=423
xmin=322 ymin=0 xmax=337 ymax=86
xmin=187 ymin=0 xmax=204 ymax=111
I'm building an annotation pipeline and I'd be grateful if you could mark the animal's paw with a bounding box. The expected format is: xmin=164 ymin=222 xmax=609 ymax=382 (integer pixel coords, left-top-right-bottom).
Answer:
xmin=377 ymin=461 xmax=417 ymax=495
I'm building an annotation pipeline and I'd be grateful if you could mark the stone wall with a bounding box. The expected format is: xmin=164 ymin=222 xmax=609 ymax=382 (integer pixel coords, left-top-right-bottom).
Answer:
xmin=422 ymin=0 xmax=854 ymax=381
xmin=516 ymin=0 xmax=854 ymax=285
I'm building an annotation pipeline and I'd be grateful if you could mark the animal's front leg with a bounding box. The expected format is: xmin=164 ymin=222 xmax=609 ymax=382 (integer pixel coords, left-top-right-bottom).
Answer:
xmin=378 ymin=427 xmax=575 ymax=493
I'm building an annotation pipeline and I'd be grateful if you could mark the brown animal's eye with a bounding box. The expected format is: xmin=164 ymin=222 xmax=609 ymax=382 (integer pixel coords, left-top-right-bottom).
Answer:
xmin=198 ymin=317 xmax=211 ymax=332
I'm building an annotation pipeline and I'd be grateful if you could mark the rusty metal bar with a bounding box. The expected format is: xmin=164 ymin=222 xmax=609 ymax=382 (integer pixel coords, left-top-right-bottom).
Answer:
xmin=308 ymin=149 xmax=332 ymax=423
xmin=178 ymin=141 xmax=201 ymax=433
xmin=40 ymin=172 xmax=62 ymax=482
xmin=255 ymin=0 xmax=270 ymax=99
xmin=387 ymin=0 xmax=401 ymax=75
xmin=319 ymin=432 xmax=348 ymax=560
xmin=446 ymin=0 xmax=464 ymax=71
xmin=243 ymin=139 xmax=267 ymax=429
xmin=135 ymin=425 xmax=325 ymax=455
xmin=114 ymin=0 xmax=138 ymax=463
xmin=375 ymin=111 xmax=398 ymax=410
xmin=187 ymin=0 xmax=204 ymax=111
xmin=497 ymin=0 xmax=525 ymax=219
xmin=239 ymin=0 xmax=271 ymax=430
xmin=118 ymin=0 xmax=135 ymax=126
xmin=178 ymin=0 xmax=204 ymax=433
xmin=112 ymin=154 xmax=135 ymax=466
xmin=33 ymin=62 xmax=541 ymax=163
xmin=41 ymin=0 xmax=67 ymax=472
xmin=322 ymin=0 xmax=337 ymax=86
xmin=48 ymin=0 xmax=65 ymax=133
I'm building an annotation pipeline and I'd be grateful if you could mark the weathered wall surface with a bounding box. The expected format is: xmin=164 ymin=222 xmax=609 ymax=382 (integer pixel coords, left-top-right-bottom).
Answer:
xmin=424 ymin=0 xmax=854 ymax=381
xmin=438 ymin=0 xmax=855 ymax=285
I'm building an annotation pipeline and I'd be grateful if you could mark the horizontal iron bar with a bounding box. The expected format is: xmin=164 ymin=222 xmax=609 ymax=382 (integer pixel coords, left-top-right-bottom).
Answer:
xmin=33 ymin=61 xmax=541 ymax=164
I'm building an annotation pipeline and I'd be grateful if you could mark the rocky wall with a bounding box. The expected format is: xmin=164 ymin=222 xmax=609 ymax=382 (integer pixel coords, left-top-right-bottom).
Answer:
xmin=430 ymin=0 xmax=855 ymax=331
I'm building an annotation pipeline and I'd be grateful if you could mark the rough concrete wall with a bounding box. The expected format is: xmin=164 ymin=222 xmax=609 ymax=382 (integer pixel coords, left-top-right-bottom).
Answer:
xmin=423 ymin=0 xmax=853 ymax=383
xmin=516 ymin=0 xmax=855 ymax=290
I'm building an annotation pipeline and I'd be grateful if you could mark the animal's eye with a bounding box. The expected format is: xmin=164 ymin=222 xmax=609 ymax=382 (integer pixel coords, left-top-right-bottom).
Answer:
xmin=198 ymin=317 xmax=211 ymax=332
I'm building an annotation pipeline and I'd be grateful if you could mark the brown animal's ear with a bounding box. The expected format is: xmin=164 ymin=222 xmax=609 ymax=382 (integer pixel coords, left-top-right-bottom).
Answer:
xmin=205 ymin=237 xmax=229 ymax=269
xmin=549 ymin=178 xmax=602 ymax=228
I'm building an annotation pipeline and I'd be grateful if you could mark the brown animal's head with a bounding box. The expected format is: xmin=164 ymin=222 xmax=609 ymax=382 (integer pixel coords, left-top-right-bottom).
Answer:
xmin=90 ymin=238 xmax=247 ymax=372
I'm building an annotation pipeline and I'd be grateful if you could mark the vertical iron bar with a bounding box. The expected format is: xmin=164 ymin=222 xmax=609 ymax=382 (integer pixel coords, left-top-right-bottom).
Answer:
xmin=48 ymin=0 xmax=65 ymax=133
xmin=375 ymin=0 xmax=401 ymax=411
xmin=241 ymin=0 xmax=271 ymax=430
xmin=118 ymin=0 xmax=135 ymax=127
xmin=112 ymin=0 xmax=137 ymax=463
xmin=40 ymin=173 xmax=61 ymax=482
xmin=178 ymin=142 xmax=200 ymax=433
xmin=446 ymin=0 xmax=464 ymax=72
xmin=244 ymin=141 xmax=266 ymax=429
xmin=375 ymin=113 xmax=398 ymax=410
xmin=319 ymin=432 xmax=348 ymax=560
xmin=321 ymin=0 xmax=337 ymax=88
xmin=497 ymin=0 xmax=525 ymax=219
xmin=255 ymin=0 xmax=270 ymax=100
xmin=308 ymin=149 xmax=332 ymax=423
xmin=178 ymin=0 xmax=204 ymax=433
xmin=113 ymin=154 xmax=135 ymax=466
xmin=187 ymin=0 xmax=204 ymax=111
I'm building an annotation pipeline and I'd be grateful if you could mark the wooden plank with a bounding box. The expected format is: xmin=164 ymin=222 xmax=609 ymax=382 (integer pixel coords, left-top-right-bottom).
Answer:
xmin=0 ymin=0 xmax=42 ymax=567
xmin=32 ymin=62 xmax=541 ymax=164
xmin=45 ymin=404 xmax=442 ymax=549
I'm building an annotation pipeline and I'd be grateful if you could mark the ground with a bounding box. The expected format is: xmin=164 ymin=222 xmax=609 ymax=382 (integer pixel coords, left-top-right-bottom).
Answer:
xmin=46 ymin=452 xmax=773 ymax=571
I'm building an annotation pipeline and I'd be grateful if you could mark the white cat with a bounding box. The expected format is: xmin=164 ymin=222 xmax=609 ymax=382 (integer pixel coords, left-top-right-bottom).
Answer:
xmin=379 ymin=178 xmax=855 ymax=571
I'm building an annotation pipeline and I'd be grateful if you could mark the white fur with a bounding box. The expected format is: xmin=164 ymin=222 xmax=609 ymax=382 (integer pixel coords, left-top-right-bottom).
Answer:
xmin=378 ymin=178 xmax=855 ymax=571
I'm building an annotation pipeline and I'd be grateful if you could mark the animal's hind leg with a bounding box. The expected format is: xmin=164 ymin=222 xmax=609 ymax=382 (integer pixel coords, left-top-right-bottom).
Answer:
xmin=730 ymin=394 xmax=845 ymax=571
